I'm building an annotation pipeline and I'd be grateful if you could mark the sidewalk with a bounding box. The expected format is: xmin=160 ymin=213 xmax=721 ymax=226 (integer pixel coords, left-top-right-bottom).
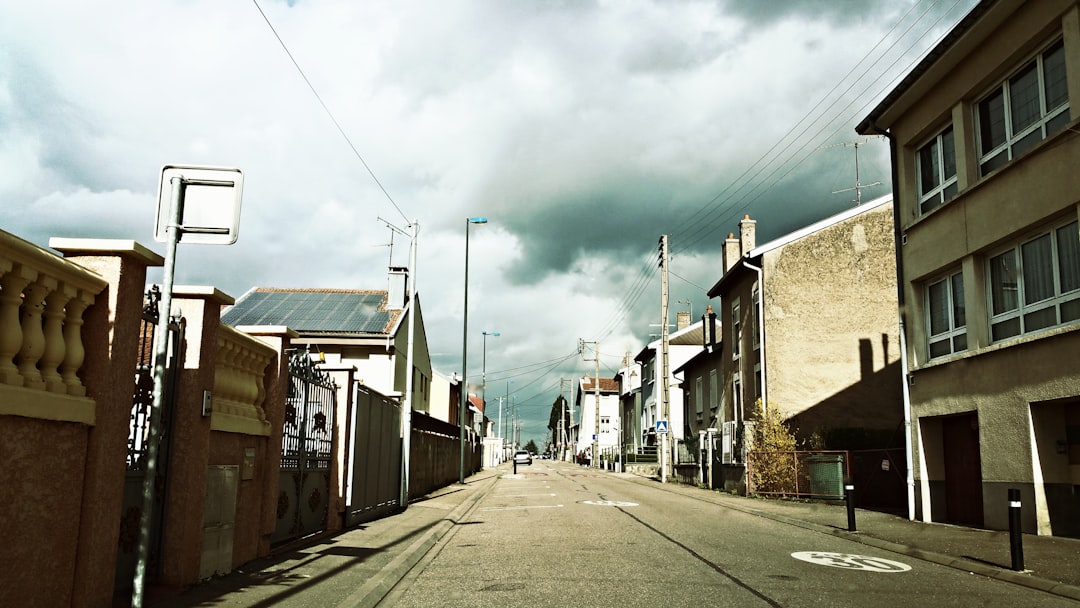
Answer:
xmin=148 ymin=464 xmax=1080 ymax=606
xmin=616 ymin=472 xmax=1080 ymax=602
xmin=146 ymin=471 xmax=500 ymax=608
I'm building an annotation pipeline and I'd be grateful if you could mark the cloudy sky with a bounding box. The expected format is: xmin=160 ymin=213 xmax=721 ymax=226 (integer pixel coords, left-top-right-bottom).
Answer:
xmin=1 ymin=0 xmax=977 ymax=447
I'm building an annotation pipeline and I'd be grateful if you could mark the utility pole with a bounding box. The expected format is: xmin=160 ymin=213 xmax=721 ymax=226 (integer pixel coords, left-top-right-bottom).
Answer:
xmin=562 ymin=377 xmax=575 ymax=461
xmin=580 ymin=339 xmax=601 ymax=468
xmin=658 ymin=235 xmax=671 ymax=483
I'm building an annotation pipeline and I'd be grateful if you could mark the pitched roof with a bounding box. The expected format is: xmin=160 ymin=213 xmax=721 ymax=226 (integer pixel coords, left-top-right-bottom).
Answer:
xmin=221 ymin=288 xmax=401 ymax=336
xmin=580 ymin=376 xmax=620 ymax=392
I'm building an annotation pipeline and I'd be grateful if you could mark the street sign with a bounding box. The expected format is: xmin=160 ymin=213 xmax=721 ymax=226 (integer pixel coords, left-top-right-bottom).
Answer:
xmin=154 ymin=165 xmax=244 ymax=244
xmin=656 ymin=420 xmax=668 ymax=434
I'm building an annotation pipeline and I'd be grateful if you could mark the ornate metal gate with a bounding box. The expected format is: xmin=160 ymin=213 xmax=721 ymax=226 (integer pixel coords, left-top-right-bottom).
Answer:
xmin=273 ymin=350 xmax=337 ymax=545
xmin=115 ymin=286 xmax=185 ymax=593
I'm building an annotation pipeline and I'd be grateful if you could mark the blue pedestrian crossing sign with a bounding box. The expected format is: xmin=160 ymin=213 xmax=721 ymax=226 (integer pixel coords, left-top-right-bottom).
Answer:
xmin=656 ymin=420 xmax=669 ymax=434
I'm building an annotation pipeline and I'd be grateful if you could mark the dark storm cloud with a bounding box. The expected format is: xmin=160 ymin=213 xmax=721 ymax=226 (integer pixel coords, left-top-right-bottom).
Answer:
xmin=720 ymin=0 xmax=892 ymax=25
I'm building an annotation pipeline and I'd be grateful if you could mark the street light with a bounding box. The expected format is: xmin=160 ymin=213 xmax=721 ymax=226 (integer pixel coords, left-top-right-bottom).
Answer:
xmin=460 ymin=217 xmax=487 ymax=484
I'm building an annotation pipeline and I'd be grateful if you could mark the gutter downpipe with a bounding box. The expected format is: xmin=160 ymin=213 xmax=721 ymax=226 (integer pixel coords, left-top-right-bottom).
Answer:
xmin=866 ymin=119 xmax=916 ymax=521
xmin=741 ymin=259 xmax=766 ymax=413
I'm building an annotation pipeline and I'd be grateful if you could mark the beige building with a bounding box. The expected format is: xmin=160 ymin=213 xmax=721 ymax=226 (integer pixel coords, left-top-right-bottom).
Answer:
xmin=707 ymin=199 xmax=903 ymax=468
xmin=857 ymin=0 xmax=1080 ymax=536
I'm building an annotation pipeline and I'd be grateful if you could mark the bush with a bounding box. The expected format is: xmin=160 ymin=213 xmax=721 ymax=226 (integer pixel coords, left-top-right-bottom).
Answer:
xmin=747 ymin=399 xmax=799 ymax=494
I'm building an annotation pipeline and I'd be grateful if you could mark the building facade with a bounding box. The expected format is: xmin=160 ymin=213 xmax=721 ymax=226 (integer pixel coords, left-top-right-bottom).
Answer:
xmin=707 ymin=202 xmax=904 ymax=474
xmin=858 ymin=0 xmax=1080 ymax=536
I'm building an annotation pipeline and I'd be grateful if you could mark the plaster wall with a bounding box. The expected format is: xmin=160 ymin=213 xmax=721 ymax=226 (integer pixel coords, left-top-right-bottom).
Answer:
xmin=762 ymin=204 xmax=902 ymax=434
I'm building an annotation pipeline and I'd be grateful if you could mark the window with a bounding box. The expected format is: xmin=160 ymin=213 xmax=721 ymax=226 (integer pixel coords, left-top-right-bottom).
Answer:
xmin=709 ymin=369 xmax=718 ymax=412
xmin=600 ymin=416 xmax=611 ymax=433
xmin=988 ymin=219 xmax=1080 ymax=341
xmin=977 ymin=39 xmax=1069 ymax=175
xmin=917 ymin=126 xmax=957 ymax=214
xmin=926 ymin=270 xmax=967 ymax=358
xmin=695 ymin=376 xmax=703 ymax=417
xmin=751 ymin=283 xmax=761 ymax=349
xmin=731 ymin=299 xmax=741 ymax=360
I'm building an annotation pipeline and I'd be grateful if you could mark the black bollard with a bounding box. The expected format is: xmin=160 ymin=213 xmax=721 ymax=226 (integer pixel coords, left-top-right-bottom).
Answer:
xmin=845 ymin=482 xmax=856 ymax=532
xmin=513 ymin=458 xmax=518 ymax=475
xmin=1008 ymin=488 xmax=1025 ymax=571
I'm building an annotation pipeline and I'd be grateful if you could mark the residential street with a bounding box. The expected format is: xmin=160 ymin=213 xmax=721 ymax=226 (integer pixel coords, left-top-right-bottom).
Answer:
xmin=383 ymin=461 xmax=1078 ymax=608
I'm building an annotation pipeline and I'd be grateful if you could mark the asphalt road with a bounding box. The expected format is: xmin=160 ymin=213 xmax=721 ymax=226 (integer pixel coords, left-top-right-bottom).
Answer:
xmin=382 ymin=460 xmax=1077 ymax=608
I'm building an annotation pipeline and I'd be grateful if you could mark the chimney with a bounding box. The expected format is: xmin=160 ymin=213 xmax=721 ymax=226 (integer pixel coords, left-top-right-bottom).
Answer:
xmin=723 ymin=233 xmax=740 ymax=272
xmin=676 ymin=311 xmax=691 ymax=331
xmin=739 ymin=214 xmax=756 ymax=255
xmin=387 ymin=266 xmax=408 ymax=310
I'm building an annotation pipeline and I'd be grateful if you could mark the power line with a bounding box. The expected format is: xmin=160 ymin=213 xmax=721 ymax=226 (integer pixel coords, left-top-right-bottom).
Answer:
xmin=251 ymin=0 xmax=410 ymax=223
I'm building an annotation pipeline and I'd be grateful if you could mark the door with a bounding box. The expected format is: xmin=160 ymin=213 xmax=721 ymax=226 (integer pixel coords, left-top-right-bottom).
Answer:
xmin=942 ymin=412 xmax=983 ymax=526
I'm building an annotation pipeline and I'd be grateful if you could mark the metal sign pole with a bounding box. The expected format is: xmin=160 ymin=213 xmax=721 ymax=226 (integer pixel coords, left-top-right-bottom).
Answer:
xmin=132 ymin=177 xmax=182 ymax=608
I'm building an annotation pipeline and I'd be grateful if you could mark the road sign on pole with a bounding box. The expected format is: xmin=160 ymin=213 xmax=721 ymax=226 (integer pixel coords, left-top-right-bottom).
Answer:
xmin=135 ymin=165 xmax=243 ymax=608
xmin=154 ymin=165 xmax=244 ymax=244
xmin=656 ymin=420 xmax=668 ymax=434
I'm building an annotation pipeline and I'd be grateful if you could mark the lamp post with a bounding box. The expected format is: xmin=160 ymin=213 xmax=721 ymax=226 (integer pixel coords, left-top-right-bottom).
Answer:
xmin=460 ymin=217 xmax=487 ymax=484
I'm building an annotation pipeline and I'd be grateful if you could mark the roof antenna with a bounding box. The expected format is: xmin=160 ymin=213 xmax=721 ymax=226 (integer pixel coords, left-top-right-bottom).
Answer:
xmin=825 ymin=138 xmax=884 ymax=205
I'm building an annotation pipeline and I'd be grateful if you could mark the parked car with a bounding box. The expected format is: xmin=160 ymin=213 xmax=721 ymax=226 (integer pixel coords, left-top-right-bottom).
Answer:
xmin=513 ymin=450 xmax=532 ymax=466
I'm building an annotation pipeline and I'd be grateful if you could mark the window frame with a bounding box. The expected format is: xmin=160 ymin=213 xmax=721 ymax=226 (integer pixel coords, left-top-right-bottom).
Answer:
xmin=925 ymin=269 xmax=967 ymax=359
xmin=975 ymin=37 xmax=1069 ymax=176
xmin=987 ymin=218 xmax=1080 ymax=342
xmin=731 ymin=298 xmax=741 ymax=360
xmin=916 ymin=125 xmax=958 ymax=215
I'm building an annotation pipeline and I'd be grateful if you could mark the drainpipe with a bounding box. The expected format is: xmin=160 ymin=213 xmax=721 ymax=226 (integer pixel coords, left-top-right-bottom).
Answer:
xmin=864 ymin=119 xmax=916 ymax=522
xmin=741 ymin=259 xmax=766 ymax=412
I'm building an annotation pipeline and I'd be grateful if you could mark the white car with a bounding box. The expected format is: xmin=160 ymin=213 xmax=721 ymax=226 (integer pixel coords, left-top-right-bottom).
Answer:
xmin=513 ymin=450 xmax=532 ymax=466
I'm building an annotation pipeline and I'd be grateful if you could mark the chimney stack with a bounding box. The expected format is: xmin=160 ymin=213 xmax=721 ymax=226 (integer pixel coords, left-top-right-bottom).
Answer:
xmin=676 ymin=310 xmax=691 ymax=330
xmin=739 ymin=214 xmax=756 ymax=255
xmin=387 ymin=266 xmax=408 ymax=310
xmin=723 ymin=233 xmax=740 ymax=272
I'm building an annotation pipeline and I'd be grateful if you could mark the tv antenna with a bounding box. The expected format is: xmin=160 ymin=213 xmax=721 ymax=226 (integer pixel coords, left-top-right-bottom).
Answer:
xmin=826 ymin=138 xmax=883 ymax=205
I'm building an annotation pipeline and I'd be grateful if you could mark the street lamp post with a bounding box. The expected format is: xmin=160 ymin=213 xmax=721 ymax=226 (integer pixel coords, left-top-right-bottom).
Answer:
xmin=460 ymin=217 xmax=487 ymax=484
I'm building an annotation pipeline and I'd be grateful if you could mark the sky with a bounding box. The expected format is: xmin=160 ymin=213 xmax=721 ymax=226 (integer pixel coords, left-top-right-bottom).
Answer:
xmin=0 ymin=0 xmax=979 ymax=448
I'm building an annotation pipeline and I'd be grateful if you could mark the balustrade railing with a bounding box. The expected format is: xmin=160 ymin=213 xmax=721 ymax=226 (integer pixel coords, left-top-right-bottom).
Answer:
xmin=210 ymin=324 xmax=275 ymax=436
xmin=0 ymin=229 xmax=107 ymax=423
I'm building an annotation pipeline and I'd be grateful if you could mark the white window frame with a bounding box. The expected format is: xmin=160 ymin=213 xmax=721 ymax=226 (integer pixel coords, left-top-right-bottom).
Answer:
xmin=987 ymin=218 xmax=1080 ymax=342
xmin=976 ymin=37 xmax=1069 ymax=176
xmin=600 ymin=416 xmax=611 ymax=434
xmin=925 ymin=270 xmax=967 ymax=358
xmin=916 ymin=125 xmax=958 ymax=215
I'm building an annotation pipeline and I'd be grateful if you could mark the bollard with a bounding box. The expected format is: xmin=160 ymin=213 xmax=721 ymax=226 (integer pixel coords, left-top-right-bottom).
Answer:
xmin=845 ymin=482 xmax=857 ymax=532
xmin=1008 ymin=488 xmax=1025 ymax=571
xmin=513 ymin=458 xmax=518 ymax=475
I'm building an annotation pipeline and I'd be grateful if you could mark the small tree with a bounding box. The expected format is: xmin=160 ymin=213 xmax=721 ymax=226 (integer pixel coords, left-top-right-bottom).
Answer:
xmin=747 ymin=399 xmax=798 ymax=495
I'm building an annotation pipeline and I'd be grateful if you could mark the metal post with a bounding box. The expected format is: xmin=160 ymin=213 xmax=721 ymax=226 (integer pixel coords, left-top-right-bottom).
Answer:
xmin=459 ymin=221 xmax=470 ymax=484
xmin=1008 ymin=488 xmax=1025 ymax=571
xmin=845 ymin=480 xmax=857 ymax=532
xmin=400 ymin=221 xmax=417 ymax=507
xmin=132 ymin=177 xmax=182 ymax=608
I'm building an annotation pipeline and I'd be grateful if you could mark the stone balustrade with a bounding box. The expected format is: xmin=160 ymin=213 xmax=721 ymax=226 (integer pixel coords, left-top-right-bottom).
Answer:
xmin=0 ymin=229 xmax=107 ymax=424
xmin=211 ymin=324 xmax=275 ymax=436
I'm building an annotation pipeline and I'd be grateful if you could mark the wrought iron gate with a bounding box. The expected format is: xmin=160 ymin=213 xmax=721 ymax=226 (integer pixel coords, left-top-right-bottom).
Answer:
xmin=115 ymin=286 xmax=184 ymax=593
xmin=273 ymin=350 xmax=337 ymax=545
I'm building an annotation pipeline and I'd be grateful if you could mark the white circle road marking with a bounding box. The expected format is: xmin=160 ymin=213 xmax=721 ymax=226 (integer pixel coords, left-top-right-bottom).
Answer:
xmin=791 ymin=552 xmax=912 ymax=572
xmin=580 ymin=500 xmax=638 ymax=507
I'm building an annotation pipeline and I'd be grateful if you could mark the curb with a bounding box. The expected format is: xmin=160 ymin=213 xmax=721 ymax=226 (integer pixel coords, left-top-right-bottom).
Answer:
xmin=338 ymin=475 xmax=498 ymax=608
